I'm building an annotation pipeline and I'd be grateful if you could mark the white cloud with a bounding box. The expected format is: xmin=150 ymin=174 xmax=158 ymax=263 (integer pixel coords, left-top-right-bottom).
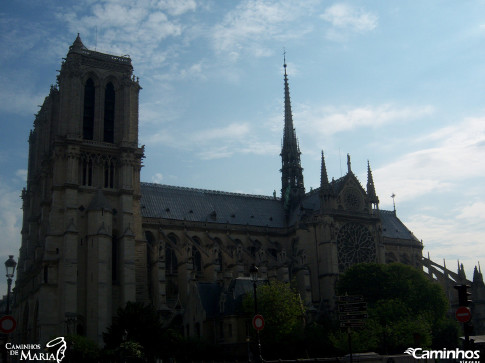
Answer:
xmin=15 ymin=170 xmax=27 ymax=182
xmin=405 ymin=211 xmax=484 ymax=279
xmin=152 ymin=0 xmax=197 ymax=16
xmin=456 ymin=201 xmax=485 ymax=222
xmin=192 ymin=123 xmax=250 ymax=142
xmin=197 ymin=146 xmax=234 ymax=160
xmin=298 ymin=104 xmax=434 ymax=136
xmin=211 ymin=0 xmax=315 ymax=61
xmin=375 ymin=116 xmax=485 ymax=206
xmin=145 ymin=122 xmax=278 ymax=160
xmin=58 ymin=0 xmax=187 ymax=72
xmin=0 ymin=75 xmax=46 ymax=116
xmin=321 ymin=3 xmax=378 ymax=41
xmin=0 ymin=182 xmax=22 ymax=259
xmin=151 ymin=172 xmax=164 ymax=183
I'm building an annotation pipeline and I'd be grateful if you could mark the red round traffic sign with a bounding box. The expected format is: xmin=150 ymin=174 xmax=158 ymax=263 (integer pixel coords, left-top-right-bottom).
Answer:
xmin=455 ymin=306 xmax=472 ymax=323
xmin=0 ymin=315 xmax=17 ymax=334
xmin=252 ymin=314 xmax=264 ymax=331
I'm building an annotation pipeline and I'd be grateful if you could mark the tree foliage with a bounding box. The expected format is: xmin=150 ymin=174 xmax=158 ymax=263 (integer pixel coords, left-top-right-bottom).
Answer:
xmin=103 ymin=302 xmax=165 ymax=362
xmin=243 ymin=280 xmax=306 ymax=358
xmin=61 ymin=335 xmax=100 ymax=362
xmin=334 ymin=263 xmax=457 ymax=354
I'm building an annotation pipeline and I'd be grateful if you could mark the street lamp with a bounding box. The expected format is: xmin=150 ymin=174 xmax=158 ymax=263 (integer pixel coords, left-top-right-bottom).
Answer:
xmin=249 ymin=264 xmax=259 ymax=313
xmin=249 ymin=264 xmax=262 ymax=362
xmin=5 ymin=255 xmax=17 ymax=315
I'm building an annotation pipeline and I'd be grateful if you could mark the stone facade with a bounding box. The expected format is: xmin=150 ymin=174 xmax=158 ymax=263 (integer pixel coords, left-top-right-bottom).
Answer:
xmin=13 ymin=36 xmax=443 ymax=347
xmin=14 ymin=36 xmax=144 ymax=345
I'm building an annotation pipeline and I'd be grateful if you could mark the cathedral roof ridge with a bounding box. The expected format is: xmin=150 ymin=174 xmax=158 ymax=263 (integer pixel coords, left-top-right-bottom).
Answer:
xmin=140 ymin=182 xmax=281 ymax=201
xmin=68 ymin=34 xmax=132 ymax=66
xmin=379 ymin=209 xmax=397 ymax=215
xmin=305 ymin=186 xmax=321 ymax=196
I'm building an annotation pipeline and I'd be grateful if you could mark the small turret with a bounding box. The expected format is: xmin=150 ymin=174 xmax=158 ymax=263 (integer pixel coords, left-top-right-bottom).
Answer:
xmin=367 ymin=160 xmax=379 ymax=208
xmin=473 ymin=264 xmax=484 ymax=285
xmin=320 ymin=151 xmax=329 ymax=189
xmin=69 ymin=33 xmax=88 ymax=52
xmin=458 ymin=261 xmax=467 ymax=281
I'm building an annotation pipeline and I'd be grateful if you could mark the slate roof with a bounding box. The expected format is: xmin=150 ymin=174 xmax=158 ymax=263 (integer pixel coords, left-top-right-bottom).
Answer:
xmin=140 ymin=183 xmax=420 ymax=245
xmin=380 ymin=209 xmax=421 ymax=245
xmin=140 ymin=182 xmax=286 ymax=228
xmin=197 ymin=282 xmax=222 ymax=318
xmin=197 ymin=278 xmax=265 ymax=318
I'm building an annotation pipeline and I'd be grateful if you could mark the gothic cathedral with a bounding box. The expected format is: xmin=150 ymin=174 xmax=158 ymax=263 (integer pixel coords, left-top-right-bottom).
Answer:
xmin=14 ymin=35 xmax=428 ymax=346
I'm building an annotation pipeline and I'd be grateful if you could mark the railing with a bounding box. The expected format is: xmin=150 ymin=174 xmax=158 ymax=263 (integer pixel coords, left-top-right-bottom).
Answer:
xmin=74 ymin=48 xmax=131 ymax=65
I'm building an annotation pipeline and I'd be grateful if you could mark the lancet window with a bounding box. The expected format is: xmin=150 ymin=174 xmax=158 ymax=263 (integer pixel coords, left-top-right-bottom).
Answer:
xmin=83 ymin=78 xmax=95 ymax=140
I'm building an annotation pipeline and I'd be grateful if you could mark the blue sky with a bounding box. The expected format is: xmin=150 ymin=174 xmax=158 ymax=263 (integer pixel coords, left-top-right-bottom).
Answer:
xmin=1 ymin=0 xmax=485 ymax=295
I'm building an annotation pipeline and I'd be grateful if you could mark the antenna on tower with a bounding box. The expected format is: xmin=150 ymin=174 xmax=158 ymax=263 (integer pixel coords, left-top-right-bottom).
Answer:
xmin=391 ymin=193 xmax=396 ymax=213
xmin=339 ymin=148 xmax=342 ymax=177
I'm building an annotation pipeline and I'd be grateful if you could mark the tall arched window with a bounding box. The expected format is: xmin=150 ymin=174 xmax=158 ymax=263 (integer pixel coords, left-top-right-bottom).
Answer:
xmin=33 ymin=301 xmax=39 ymax=341
xmin=166 ymin=233 xmax=178 ymax=276
xmin=145 ymin=231 xmax=156 ymax=301
xmin=192 ymin=246 xmax=202 ymax=273
xmin=104 ymin=82 xmax=115 ymax=143
xmin=104 ymin=160 xmax=115 ymax=188
xmin=112 ymin=232 xmax=118 ymax=283
xmin=83 ymin=78 xmax=95 ymax=140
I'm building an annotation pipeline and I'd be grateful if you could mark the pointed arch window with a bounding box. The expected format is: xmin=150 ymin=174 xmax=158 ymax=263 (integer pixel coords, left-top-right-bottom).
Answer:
xmin=192 ymin=246 xmax=202 ymax=273
xmin=146 ymin=231 xmax=155 ymax=301
xmin=104 ymin=82 xmax=115 ymax=143
xmin=112 ymin=233 xmax=119 ymax=283
xmin=82 ymin=158 xmax=93 ymax=186
xmin=166 ymin=246 xmax=178 ymax=275
xmin=83 ymin=78 xmax=95 ymax=140
xmin=104 ymin=160 xmax=115 ymax=189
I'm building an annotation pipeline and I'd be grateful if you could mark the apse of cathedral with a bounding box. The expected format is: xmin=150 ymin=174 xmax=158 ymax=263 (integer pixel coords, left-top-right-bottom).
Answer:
xmin=13 ymin=35 xmax=484 ymax=347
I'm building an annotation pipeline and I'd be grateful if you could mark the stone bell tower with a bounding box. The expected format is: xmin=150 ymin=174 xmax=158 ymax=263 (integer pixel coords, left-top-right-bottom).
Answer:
xmin=14 ymin=34 xmax=144 ymax=345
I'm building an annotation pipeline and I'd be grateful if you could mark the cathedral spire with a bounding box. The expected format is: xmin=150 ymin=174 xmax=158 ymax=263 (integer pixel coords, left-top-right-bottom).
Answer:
xmin=280 ymin=55 xmax=305 ymax=208
xmin=367 ymin=160 xmax=379 ymax=207
xmin=473 ymin=265 xmax=484 ymax=284
xmin=320 ymin=151 xmax=329 ymax=189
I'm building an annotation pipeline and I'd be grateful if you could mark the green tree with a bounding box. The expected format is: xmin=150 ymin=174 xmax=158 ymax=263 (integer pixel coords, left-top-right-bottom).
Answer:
xmin=335 ymin=263 xmax=456 ymax=354
xmin=55 ymin=335 xmax=99 ymax=363
xmin=103 ymin=302 xmax=165 ymax=362
xmin=243 ymin=280 xmax=305 ymax=358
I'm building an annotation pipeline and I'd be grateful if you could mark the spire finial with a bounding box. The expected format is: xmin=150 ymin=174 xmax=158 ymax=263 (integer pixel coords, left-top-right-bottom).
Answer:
xmin=283 ymin=48 xmax=287 ymax=75
xmin=391 ymin=193 xmax=396 ymax=213
xmin=347 ymin=153 xmax=351 ymax=173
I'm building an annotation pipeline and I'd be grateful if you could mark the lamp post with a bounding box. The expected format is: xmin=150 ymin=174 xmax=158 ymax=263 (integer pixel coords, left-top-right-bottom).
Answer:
xmin=249 ymin=264 xmax=262 ymax=362
xmin=5 ymin=255 xmax=17 ymax=315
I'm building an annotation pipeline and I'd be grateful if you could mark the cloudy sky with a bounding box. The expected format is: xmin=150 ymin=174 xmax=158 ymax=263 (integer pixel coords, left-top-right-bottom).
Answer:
xmin=1 ymin=0 xmax=484 ymax=295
